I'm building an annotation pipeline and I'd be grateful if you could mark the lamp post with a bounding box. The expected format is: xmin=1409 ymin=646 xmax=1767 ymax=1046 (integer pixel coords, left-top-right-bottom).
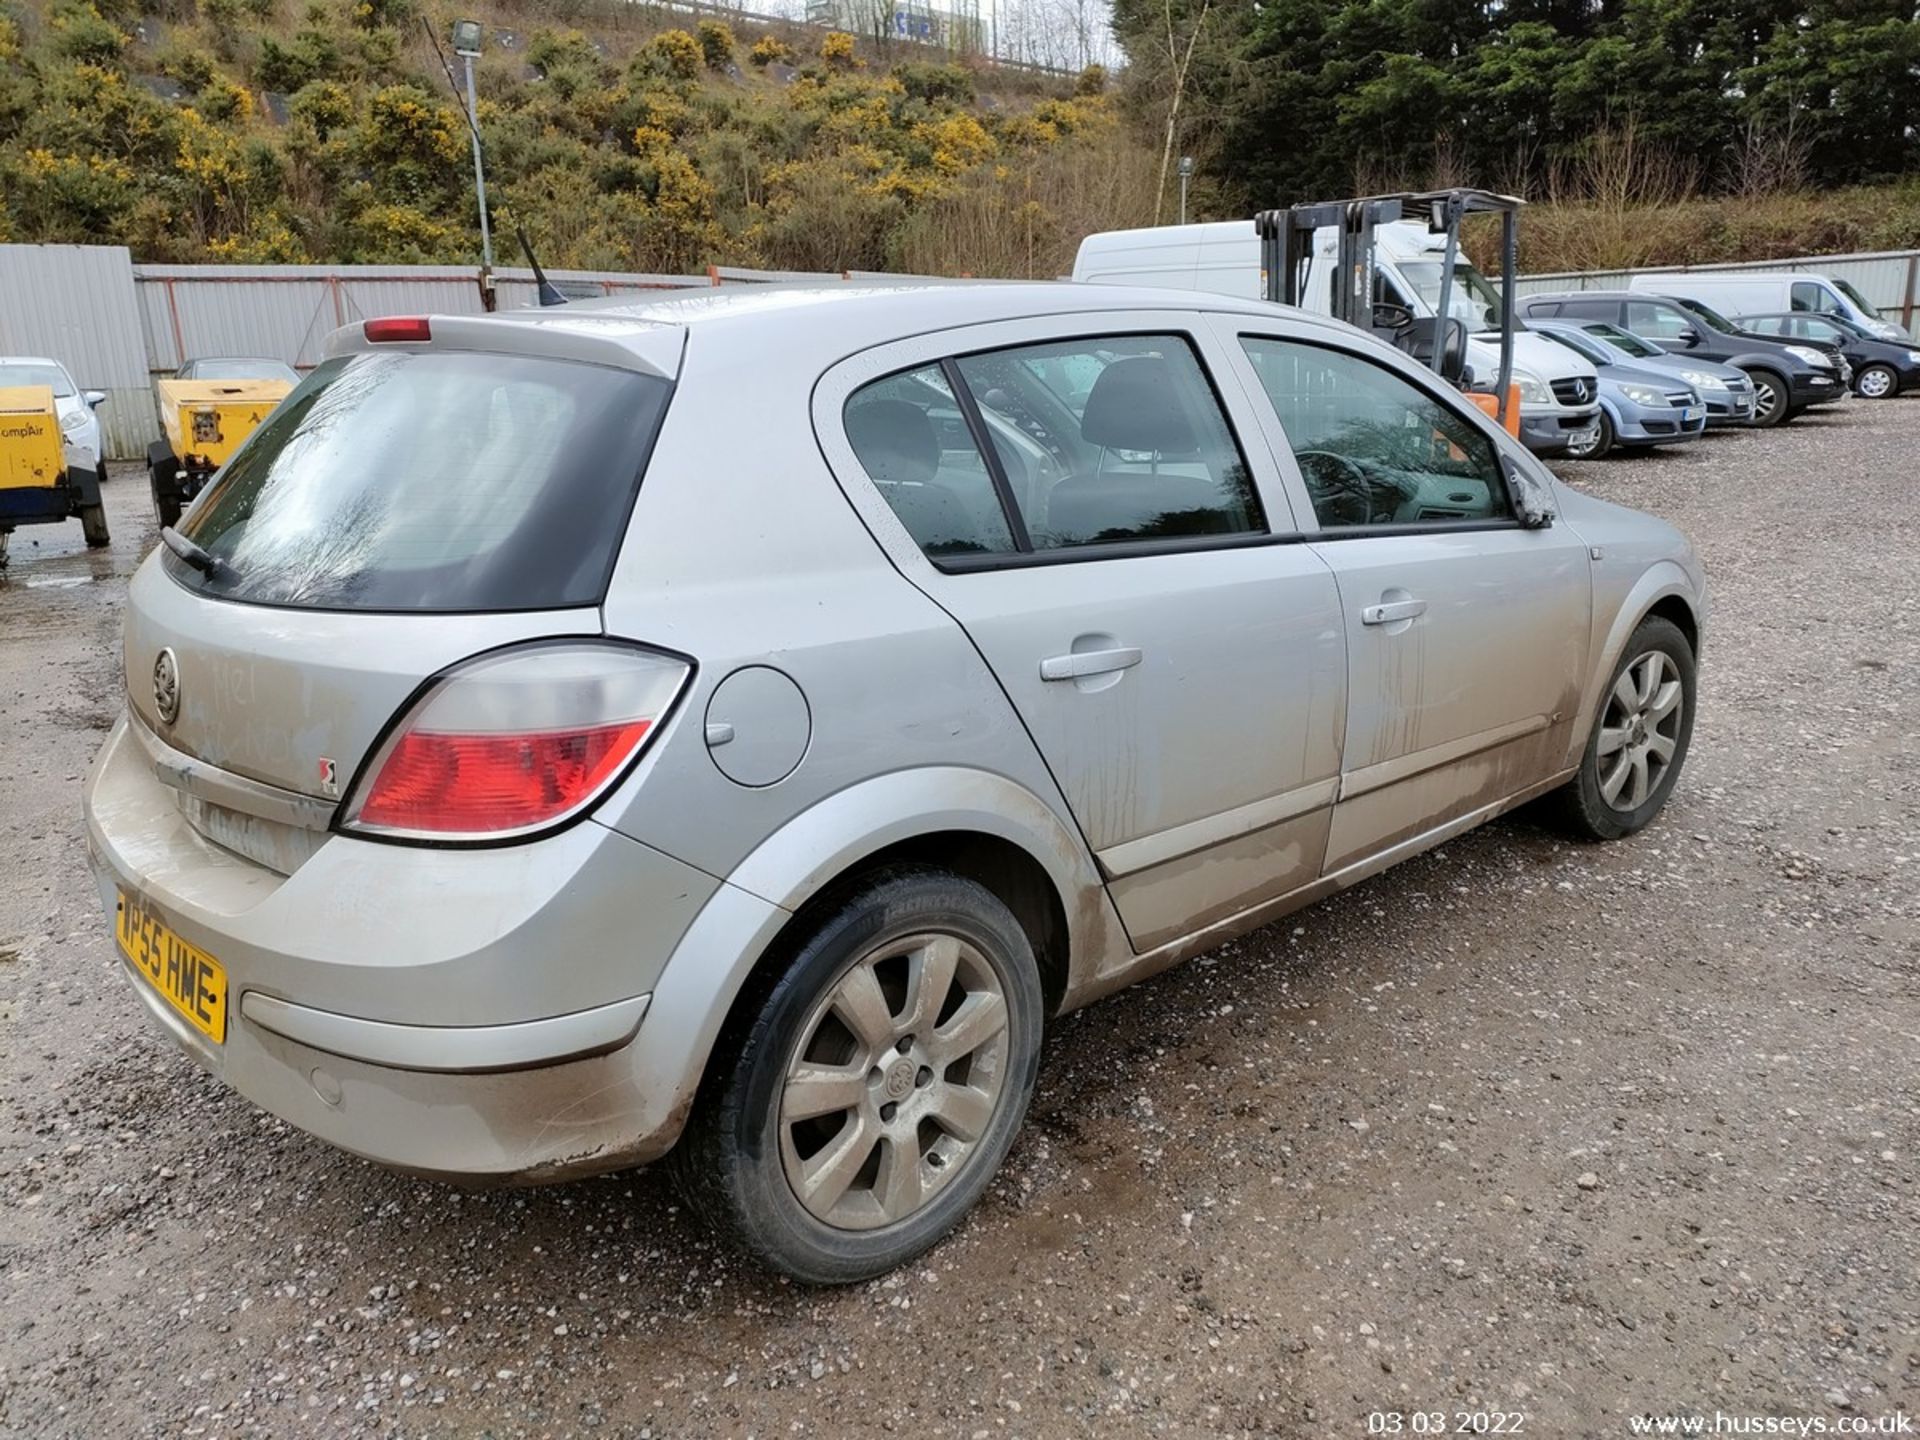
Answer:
xmin=451 ymin=18 xmax=493 ymax=302
xmin=1178 ymin=156 xmax=1195 ymax=226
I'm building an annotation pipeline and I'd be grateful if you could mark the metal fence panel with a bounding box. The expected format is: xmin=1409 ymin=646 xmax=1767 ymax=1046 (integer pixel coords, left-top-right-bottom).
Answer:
xmin=1519 ymin=248 xmax=1920 ymax=326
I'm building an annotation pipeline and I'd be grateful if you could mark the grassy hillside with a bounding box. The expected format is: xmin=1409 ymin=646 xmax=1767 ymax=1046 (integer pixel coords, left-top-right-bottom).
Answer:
xmin=0 ymin=0 xmax=1157 ymax=276
xmin=3 ymin=0 xmax=1914 ymax=280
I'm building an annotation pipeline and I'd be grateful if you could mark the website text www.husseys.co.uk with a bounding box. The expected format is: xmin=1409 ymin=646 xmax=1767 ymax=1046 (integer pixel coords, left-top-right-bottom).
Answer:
xmin=1628 ymin=1413 xmax=1912 ymax=1436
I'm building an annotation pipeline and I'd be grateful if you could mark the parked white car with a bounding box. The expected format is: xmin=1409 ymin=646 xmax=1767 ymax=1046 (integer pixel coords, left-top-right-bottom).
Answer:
xmin=0 ymin=356 xmax=105 ymax=480
xmin=1626 ymin=271 xmax=1908 ymax=341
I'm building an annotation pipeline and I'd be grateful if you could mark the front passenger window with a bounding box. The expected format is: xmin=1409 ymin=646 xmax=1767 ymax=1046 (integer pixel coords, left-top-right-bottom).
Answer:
xmin=1239 ymin=338 xmax=1511 ymax=530
xmin=1626 ymin=301 xmax=1691 ymax=339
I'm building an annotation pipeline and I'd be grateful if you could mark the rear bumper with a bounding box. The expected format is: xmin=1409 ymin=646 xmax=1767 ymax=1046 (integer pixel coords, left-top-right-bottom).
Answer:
xmin=82 ymin=715 xmax=778 ymax=1181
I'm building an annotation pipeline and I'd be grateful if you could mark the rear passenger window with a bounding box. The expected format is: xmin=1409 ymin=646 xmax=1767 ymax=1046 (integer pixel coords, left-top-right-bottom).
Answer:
xmin=843 ymin=365 xmax=1016 ymax=558
xmin=1239 ymin=338 xmax=1511 ymax=529
xmin=844 ymin=334 xmax=1265 ymax=562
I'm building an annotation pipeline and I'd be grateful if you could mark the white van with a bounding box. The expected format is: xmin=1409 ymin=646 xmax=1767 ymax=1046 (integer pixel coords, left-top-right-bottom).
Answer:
xmin=1073 ymin=220 xmax=1602 ymax=457
xmin=1627 ymin=271 xmax=1907 ymax=340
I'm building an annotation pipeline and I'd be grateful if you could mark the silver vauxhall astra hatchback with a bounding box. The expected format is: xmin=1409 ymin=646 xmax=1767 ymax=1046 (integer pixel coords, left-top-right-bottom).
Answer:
xmin=84 ymin=284 xmax=1704 ymax=1282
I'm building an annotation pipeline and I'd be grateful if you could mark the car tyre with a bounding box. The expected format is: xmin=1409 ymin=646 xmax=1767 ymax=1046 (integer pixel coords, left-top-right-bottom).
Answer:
xmin=1554 ymin=615 xmax=1696 ymax=842
xmin=1747 ymin=369 xmax=1790 ymax=427
xmin=670 ymin=866 xmax=1044 ymax=1285
xmin=79 ymin=503 xmax=110 ymax=548
xmin=1853 ymin=363 xmax=1899 ymax=400
xmin=1567 ymin=408 xmax=1614 ymax=460
xmin=149 ymin=462 xmax=183 ymax=531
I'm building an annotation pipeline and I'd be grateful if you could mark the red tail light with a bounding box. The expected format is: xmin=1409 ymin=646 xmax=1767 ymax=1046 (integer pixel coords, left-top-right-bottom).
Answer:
xmin=364 ymin=316 xmax=432 ymax=343
xmin=341 ymin=642 xmax=690 ymax=842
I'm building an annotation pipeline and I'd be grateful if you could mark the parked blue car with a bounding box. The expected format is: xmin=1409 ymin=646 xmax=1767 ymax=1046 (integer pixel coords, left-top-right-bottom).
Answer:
xmin=1531 ymin=320 xmax=1708 ymax=458
xmin=1553 ymin=318 xmax=1758 ymax=429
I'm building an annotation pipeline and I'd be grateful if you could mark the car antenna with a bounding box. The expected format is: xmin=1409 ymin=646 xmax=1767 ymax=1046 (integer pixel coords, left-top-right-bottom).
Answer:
xmin=517 ymin=227 xmax=567 ymax=308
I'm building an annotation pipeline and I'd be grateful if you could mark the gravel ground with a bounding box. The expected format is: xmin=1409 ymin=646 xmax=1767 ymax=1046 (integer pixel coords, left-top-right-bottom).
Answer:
xmin=1 ymin=401 xmax=1915 ymax=1439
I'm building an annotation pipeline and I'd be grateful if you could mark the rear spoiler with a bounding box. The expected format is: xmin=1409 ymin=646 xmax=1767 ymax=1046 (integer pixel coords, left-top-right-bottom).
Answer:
xmin=321 ymin=313 xmax=687 ymax=381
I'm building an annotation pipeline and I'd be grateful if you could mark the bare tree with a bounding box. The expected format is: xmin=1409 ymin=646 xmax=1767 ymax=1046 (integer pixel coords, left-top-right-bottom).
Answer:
xmin=1726 ymin=113 xmax=1811 ymax=198
xmin=1152 ymin=0 xmax=1209 ymax=224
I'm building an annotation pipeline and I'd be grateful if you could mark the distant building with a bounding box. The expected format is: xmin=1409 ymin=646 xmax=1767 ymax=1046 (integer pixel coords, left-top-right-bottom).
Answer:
xmin=805 ymin=0 xmax=985 ymax=52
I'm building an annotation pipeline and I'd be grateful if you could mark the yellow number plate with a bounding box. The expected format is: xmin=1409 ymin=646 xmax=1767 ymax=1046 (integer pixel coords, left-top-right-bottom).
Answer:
xmin=116 ymin=891 xmax=228 ymax=1044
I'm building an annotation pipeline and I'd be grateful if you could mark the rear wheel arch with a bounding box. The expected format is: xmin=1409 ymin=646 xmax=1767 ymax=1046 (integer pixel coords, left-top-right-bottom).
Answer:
xmin=711 ymin=829 xmax=1072 ymax=1067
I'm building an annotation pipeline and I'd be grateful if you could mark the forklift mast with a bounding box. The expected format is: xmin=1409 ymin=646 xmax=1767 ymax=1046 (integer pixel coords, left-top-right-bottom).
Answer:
xmin=1253 ymin=188 xmax=1523 ymax=427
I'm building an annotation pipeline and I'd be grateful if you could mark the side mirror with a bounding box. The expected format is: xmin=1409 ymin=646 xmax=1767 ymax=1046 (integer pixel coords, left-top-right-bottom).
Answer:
xmin=1502 ymin=454 xmax=1556 ymax=530
xmin=84 ymin=390 xmax=106 ymax=408
xmin=1675 ymin=328 xmax=1700 ymax=348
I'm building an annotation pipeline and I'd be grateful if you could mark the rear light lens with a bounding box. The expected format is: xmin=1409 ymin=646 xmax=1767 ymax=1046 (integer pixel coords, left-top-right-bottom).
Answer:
xmin=364 ymin=316 xmax=432 ymax=343
xmin=340 ymin=641 xmax=690 ymax=842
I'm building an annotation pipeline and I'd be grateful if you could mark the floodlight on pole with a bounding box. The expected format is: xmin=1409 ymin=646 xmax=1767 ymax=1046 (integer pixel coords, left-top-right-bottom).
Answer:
xmin=452 ymin=19 xmax=493 ymax=283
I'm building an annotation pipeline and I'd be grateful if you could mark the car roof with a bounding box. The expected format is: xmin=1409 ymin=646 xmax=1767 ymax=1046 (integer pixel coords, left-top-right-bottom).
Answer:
xmin=334 ymin=282 xmax=1364 ymax=376
xmin=1525 ymin=290 xmax=1646 ymax=302
xmin=546 ymin=280 xmax=1298 ymax=329
xmin=0 ymin=355 xmax=66 ymax=367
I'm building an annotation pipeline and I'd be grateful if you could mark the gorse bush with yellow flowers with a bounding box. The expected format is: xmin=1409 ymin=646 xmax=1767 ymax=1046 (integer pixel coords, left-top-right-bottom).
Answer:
xmin=0 ymin=0 xmax=1156 ymax=274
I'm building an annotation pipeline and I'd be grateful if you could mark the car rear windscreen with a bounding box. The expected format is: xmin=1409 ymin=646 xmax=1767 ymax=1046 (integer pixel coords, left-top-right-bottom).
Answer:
xmin=169 ymin=349 xmax=671 ymax=612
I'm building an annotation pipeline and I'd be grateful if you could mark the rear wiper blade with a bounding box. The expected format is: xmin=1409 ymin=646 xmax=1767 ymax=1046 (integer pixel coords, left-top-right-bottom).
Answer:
xmin=160 ymin=526 xmax=227 ymax=579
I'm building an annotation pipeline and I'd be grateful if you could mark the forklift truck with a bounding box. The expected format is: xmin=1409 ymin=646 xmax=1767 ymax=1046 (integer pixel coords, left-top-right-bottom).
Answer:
xmin=1256 ymin=187 xmax=1525 ymax=436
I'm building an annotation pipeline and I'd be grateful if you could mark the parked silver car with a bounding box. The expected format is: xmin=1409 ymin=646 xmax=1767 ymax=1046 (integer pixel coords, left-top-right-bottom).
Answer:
xmin=1529 ymin=320 xmax=1706 ymax=459
xmin=83 ymin=284 xmax=1705 ymax=1283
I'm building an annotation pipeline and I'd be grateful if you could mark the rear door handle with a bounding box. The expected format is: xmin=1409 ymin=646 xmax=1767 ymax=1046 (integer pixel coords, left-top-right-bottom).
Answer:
xmin=1361 ymin=598 xmax=1427 ymax=626
xmin=1039 ymin=646 xmax=1143 ymax=681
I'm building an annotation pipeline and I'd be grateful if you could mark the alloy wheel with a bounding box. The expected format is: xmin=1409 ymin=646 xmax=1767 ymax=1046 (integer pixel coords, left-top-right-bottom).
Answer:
xmin=779 ymin=931 xmax=1011 ymax=1231
xmin=1596 ymin=650 xmax=1685 ymax=812
xmin=1751 ymin=376 xmax=1781 ymax=422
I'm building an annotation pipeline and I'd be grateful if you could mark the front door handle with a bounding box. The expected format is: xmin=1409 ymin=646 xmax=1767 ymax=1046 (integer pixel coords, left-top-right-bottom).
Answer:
xmin=1361 ymin=598 xmax=1427 ymax=626
xmin=1039 ymin=646 xmax=1143 ymax=681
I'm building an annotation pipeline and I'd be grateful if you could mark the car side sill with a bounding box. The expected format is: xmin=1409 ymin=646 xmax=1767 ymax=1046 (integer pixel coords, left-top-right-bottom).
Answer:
xmin=1072 ymin=766 xmax=1578 ymax=1009
xmin=1096 ymin=777 xmax=1342 ymax=879
xmin=1338 ymin=713 xmax=1551 ymax=802
xmin=238 ymin=992 xmax=651 ymax=1074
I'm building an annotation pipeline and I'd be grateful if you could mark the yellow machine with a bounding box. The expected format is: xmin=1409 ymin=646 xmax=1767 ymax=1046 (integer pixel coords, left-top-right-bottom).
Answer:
xmin=148 ymin=377 xmax=292 ymax=528
xmin=0 ymin=385 xmax=109 ymax=563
